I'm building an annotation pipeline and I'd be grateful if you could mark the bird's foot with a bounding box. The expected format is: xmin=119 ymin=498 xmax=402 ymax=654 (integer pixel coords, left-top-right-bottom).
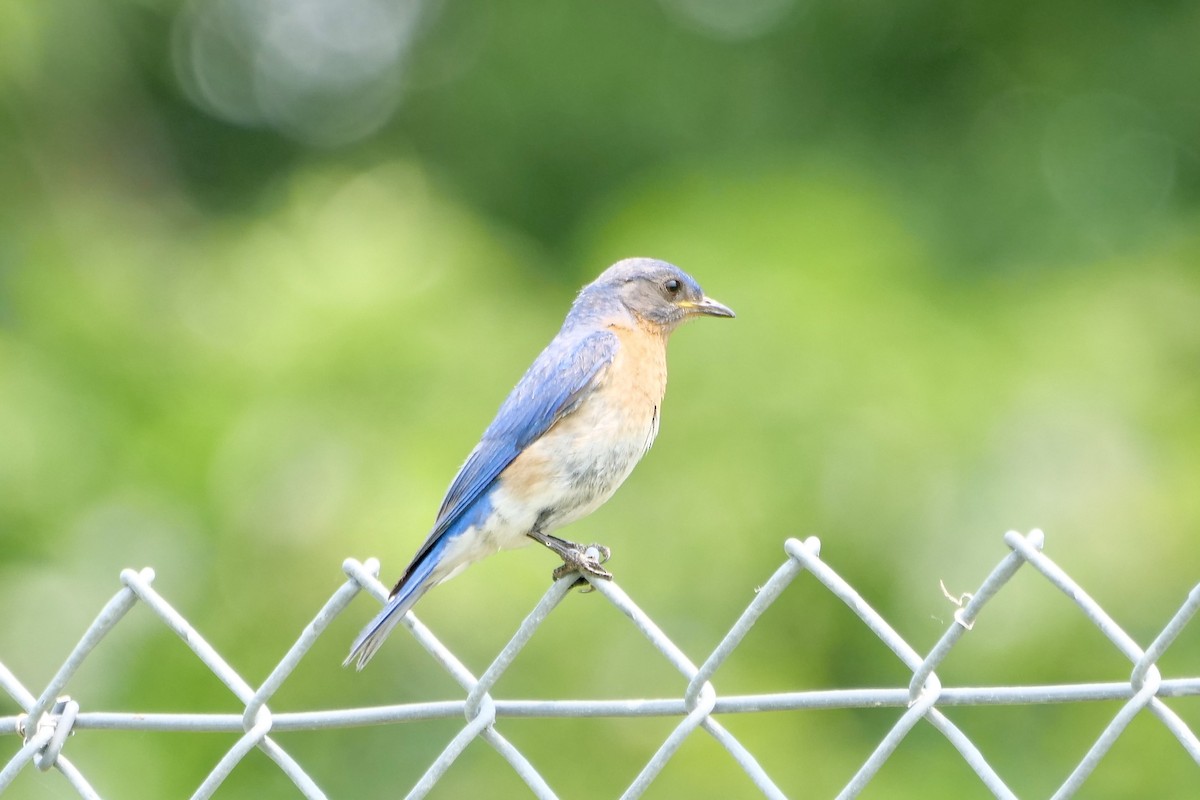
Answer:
xmin=553 ymin=543 xmax=612 ymax=590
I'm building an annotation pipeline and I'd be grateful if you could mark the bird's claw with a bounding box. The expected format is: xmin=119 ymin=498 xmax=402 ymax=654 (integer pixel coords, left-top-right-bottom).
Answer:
xmin=553 ymin=544 xmax=612 ymax=590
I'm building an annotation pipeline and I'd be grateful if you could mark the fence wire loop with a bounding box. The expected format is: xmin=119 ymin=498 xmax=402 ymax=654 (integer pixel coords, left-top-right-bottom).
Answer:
xmin=32 ymin=697 xmax=77 ymax=773
xmin=3 ymin=530 xmax=1199 ymax=799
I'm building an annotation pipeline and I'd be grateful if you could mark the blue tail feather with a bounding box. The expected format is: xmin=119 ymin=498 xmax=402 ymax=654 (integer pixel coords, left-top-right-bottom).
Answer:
xmin=343 ymin=535 xmax=448 ymax=669
xmin=345 ymin=496 xmax=494 ymax=669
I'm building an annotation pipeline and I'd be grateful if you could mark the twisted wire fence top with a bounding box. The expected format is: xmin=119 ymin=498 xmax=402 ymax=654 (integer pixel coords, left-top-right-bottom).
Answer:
xmin=2 ymin=530 xmax=1198 ymax=799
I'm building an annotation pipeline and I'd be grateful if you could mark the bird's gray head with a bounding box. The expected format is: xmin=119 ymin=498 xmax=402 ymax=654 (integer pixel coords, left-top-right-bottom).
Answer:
xmin=572 ymin=258 xmax=734 ymax=333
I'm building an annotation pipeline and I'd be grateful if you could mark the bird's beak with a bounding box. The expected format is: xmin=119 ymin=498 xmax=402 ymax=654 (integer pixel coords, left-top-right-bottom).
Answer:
xmin=683 ymin=295 xmax=736 ymax=318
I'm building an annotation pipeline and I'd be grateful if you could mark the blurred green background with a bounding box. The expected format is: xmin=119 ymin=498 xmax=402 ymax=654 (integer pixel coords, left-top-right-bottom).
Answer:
xmin=2 ymin=1 xmax=1199 ymax=797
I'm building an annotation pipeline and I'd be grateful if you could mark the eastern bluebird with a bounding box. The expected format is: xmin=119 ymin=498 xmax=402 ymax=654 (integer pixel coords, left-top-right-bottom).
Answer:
xmin=346 ymin=258 xmax=733 ymax=669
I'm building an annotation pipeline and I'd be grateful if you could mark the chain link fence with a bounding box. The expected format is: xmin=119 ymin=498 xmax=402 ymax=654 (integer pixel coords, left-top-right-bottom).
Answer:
xmin=2 ymin=529 xmax=1198 ymax=799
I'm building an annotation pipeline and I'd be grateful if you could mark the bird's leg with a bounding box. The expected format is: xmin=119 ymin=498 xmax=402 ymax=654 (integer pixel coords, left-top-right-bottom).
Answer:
xmin=526 ymin=529 xmax=612 ymax=584
xmin=552 ymin=543 xmax=612 ymax=588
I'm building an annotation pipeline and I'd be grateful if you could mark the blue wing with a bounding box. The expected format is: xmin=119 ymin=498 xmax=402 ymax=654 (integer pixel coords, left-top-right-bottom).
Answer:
xmin=397 ymin=328 xmax=619 ymax=589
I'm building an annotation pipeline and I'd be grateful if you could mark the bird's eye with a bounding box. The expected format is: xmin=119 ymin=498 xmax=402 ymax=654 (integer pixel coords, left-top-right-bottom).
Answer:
xmin=664 ymin=279 xmax=681 ymax=295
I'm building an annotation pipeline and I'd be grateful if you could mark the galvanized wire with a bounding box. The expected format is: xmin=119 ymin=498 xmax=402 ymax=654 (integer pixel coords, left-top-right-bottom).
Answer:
xmin=2 ymin=530 xmax=1198 ymax=799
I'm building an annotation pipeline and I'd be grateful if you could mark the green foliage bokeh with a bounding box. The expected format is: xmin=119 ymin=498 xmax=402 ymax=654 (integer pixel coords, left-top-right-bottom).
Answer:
xmin=2 ymin=2 xmax=1198 ymax=798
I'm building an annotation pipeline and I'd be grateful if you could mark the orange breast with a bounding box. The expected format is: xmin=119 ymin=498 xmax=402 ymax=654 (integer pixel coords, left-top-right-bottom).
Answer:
xmin=608 ymin=322 xmax=668 ymax=423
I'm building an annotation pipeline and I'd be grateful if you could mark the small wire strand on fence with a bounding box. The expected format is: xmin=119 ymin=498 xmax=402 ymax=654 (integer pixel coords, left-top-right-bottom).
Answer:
xmin=2 ymin=530 xmax=1198 ymax=799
